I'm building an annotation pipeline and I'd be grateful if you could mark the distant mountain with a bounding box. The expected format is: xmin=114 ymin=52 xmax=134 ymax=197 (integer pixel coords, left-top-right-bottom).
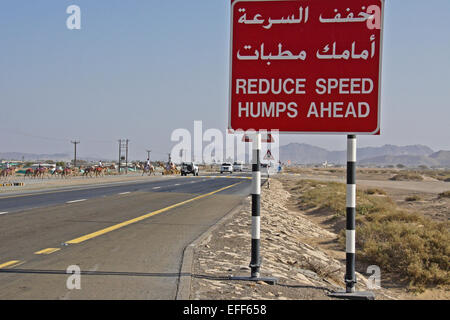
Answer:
xmin=326 ymin=144 xmax=434 ymax=164
xmin=429 ymin=151 xmax=450 ymax=167
xmin=279 ymin=143 xmax=329 ymax=164
xmin=0 ymin=152 xmax=115 ymax=162
xmin=280 ymin=143 xmax=449 ymax=167
xmin=359 ymin=155 xmax=439 ymax=167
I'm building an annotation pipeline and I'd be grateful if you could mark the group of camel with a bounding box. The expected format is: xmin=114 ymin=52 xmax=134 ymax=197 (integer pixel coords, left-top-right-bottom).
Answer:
xmin=0 ymin=161 xmax=181 ymax=180
xmin=23 ymin=166 xmax=105 ymax=179
xmin=137 ymin=161 xmax=180 ymax=176
xmin=0 ymin=165 xmax=110 ymax=180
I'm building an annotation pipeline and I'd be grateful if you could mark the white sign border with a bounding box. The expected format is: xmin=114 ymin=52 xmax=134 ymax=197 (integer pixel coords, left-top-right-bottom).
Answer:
xmin=228 ymin=0 xmax=385 ymax=135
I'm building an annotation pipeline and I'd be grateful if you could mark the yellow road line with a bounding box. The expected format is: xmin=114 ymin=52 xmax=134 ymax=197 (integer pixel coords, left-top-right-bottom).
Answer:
xmin=206 ymin=176 xmax=251 ymax=180
xmin=0 ymin=260 xmax=22 ymax=269
xmin=34 ymin=248 xmax=61 ymax=255
xmin=65 ymin=181 xmax=242 ymax=245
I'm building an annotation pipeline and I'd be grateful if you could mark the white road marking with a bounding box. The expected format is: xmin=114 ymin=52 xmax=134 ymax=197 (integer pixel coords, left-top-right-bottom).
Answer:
xmin=66 ymin=199 xmax=87 ymax=204
xmin=118 ymin=192 xmax=131 ymax=195
xmin=174 ymin=184 xmax=180 ymax=186
xmin=0 ymin=212 xmax=8 ymax=215
xmin=152 ymin=187 xmax=161 ymax=190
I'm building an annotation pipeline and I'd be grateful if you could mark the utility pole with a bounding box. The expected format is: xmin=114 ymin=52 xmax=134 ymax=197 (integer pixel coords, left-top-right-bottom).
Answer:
xmin=146 ymin=150 xmax=151 ymax=161
xmin=126 ymin=139 xmax=129 ymax=174
xmin=71 ymin=141 xmax=80 ymax=168
xmin=118 ymin=140 xmax=121 ymax=174
xmin=118 ymin=139 xmax=129 ymax=174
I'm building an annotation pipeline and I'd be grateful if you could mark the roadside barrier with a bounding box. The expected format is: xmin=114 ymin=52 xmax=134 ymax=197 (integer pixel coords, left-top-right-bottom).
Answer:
xmin=1 ymin=182 xmax=25 ymax=187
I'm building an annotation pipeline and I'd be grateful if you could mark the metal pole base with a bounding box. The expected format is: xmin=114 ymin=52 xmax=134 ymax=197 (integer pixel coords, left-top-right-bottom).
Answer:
xmin=328 ymin=290 xmax=375 ymax=300
xmin=229 ymin=275 xmax=278 ymax=285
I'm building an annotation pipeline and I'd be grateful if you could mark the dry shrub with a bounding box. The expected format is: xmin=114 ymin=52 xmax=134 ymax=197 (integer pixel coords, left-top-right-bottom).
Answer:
xmin=289 ymin=179 xmax=450 ymax=291
xmin=284 ymin=166 xmax=308 ymax=174
xmin=421 ymin=170 xmax=450 ymax=182
xmin=357 ymin=215 xmax=449 ymax=289
xmin=365 ymin=188 xmax=387 ymax=195
xmin=438 ymin=191 xmax=450 ymax=199
xmin=295 ymin=180 xmax=395 ymax=217
xmin=405 ymin=195 xmax=422 ymax=202
xmin=390 ymin=172 xmax=424 ymax=181
xmin=294 ymin=180 xmax=346 ymax=216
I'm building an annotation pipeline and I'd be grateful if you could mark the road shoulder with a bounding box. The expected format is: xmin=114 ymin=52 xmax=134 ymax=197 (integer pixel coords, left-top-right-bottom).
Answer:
xmin=176 ymin=198 xmax=247 ymax=300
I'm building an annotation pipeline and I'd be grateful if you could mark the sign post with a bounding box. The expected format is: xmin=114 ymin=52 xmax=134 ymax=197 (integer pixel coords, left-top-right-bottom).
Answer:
xmin=231 ymin=133 xmax=277 ymax=284
xmin=229 ymin=0 xmax=383 ymax=298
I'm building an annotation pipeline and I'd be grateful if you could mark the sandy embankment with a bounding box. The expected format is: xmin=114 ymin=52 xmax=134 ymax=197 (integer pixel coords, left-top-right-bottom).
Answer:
xmin=190 ymin=177 xmax=396 ymax=300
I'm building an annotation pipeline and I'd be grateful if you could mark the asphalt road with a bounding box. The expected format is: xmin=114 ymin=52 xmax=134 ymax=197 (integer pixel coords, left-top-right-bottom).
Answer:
xmin=0 ymin=174 xmax=254 ymax=299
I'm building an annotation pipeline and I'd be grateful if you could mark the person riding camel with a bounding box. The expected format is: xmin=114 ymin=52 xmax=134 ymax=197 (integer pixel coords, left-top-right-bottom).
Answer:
xmin=145 ymin=158 xmax=150 ymax=170
xmin=98 ymin=161 xmax=103 ymax=168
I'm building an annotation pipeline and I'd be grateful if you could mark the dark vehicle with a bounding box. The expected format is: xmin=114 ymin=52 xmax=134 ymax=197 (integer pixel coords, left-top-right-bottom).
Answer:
xmin=181 ymin=162 xmax=199 ymax=176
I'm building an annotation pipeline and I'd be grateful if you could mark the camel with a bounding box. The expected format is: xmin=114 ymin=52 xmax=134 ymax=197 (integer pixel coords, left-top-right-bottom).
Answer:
xmin=94 ymin=166 xmax=106 ymax=177
xmin=139 ymin=162 xmax=155 ymax=176
xmin=82 ymin=166 xmax=95 ymax=178
xmin=61 ymin=167 xmax=74 ymax=178
xmin=34 ymin=167 xmax=49 ymax=179
xmin=71 ymin=167 xmax=80 ymax=176
xmin=51 ymin=167 xmax=63 ymax=178
xmin=0 ymin=167 xmax=16 ymax=179
xmin=24 ymin=168 xmax=34 ymax=178
xmin=160 ymin=162 xmax=179 ymax=175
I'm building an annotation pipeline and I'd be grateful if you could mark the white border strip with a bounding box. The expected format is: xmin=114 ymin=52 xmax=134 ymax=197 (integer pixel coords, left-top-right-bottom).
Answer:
xmin=346 ymin=230 xmax=356 ymax=253
xmin=228 ymin=0 xmax=385 ymax=135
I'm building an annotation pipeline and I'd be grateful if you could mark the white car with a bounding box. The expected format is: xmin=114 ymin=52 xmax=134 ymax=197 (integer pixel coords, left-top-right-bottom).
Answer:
xmin=233 ymin=162 xmax=244 ymax=172
xmin=220 ymin=163 xmax=233 ymax=174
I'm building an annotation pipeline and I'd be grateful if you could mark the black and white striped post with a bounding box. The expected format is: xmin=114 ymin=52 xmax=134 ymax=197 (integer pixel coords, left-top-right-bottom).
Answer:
xmin=230 ymin=132 xmax=277 ymax=285
xmin=345 ymin=134 xmax=357 ymax=293
xmin=329 ymin=135 xmax=374 ymax=300
xmin=250 ymin=132 xmax=262 ymax=278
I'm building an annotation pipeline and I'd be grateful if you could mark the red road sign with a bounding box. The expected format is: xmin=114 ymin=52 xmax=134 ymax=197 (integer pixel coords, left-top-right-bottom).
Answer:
xmin=229 ymin=0 xmax=384 ymax=134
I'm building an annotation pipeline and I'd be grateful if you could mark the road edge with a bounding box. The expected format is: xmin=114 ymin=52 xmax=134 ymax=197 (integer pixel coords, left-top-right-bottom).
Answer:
xmin=175 ymin=197 xmax=248 ymax=300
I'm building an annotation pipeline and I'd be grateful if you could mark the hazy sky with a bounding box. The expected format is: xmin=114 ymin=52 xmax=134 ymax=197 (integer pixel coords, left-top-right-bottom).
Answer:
xmin=1 ymin=0 xmax=449 ymax=160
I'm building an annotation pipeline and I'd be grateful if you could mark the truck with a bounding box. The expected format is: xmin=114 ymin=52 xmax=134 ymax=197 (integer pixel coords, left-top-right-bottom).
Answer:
xmin=181 ymin=162 xmax=199 ymax=176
